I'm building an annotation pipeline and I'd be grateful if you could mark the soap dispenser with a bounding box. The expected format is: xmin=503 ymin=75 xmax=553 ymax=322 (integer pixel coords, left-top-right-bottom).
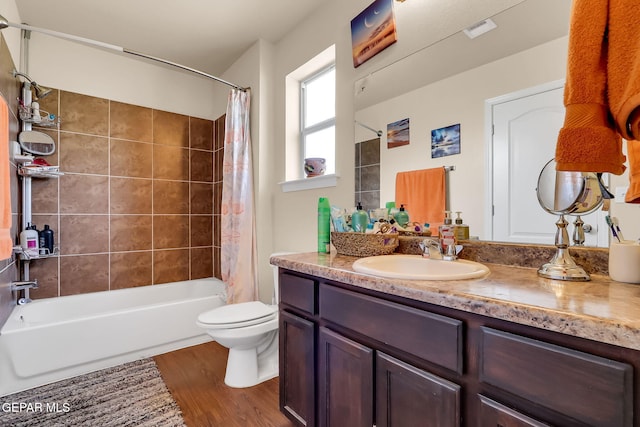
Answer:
xmin=394 ymin=204 xmax=410 ymax=227
xmin=454 ymin=211 xmax=469 ymax=240
xmin=351 ymin=202 xmax=370 ymax=233
xmin=438 ymin=211 xmax=455 ymax=252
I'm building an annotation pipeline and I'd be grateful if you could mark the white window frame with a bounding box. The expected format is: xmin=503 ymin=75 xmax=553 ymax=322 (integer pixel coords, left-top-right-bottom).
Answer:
xmin=300 ymin=64 xmax=336 ymax=177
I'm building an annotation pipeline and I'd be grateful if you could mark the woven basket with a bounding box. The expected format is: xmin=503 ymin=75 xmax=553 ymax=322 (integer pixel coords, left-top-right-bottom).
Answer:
xmin=398 ymin=230 xmax=432 ymax=237
xmin=331 ymin=232 xmax=399 ymax=257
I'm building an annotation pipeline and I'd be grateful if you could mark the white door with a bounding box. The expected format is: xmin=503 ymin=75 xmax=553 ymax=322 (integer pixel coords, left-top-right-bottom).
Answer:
xmin=488 ymin=81 xmax=608 ymax=247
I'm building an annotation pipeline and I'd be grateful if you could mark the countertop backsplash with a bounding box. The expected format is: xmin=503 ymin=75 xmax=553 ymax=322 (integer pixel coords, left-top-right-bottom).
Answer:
xmin=397 ymin=237 xmax=609 ymax=275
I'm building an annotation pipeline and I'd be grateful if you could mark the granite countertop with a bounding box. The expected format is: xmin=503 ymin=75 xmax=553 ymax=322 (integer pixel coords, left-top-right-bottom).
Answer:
xmin=270 ymin=251 xmax=640 ymax=351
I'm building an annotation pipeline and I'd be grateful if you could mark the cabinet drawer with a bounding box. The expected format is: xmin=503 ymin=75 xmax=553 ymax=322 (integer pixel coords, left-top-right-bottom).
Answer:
xmin=279 ymin=272 xmax=316 ymax=315
xmin=320 ymin=284 xmax=463 ymax=373
xmin=480 ymin=327 xmax=633 ymax=427
xmin=478 ymin=395 xmax=549 ymax=427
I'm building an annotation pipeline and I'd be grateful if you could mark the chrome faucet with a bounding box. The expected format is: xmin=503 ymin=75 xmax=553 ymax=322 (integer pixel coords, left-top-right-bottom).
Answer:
xmin=419 ymin=239 xmax=443 ymax=260
xmin=419 ymin=239 xmax=459 ymax=261
xmin=11 ymin=280 xmax=38 ymax=305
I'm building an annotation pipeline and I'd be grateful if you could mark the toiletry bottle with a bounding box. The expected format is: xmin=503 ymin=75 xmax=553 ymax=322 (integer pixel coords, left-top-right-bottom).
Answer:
xmin=20 ymin=223 xmax=39 ymax=257
xmin=394 ymin=204 xmax=410 ymax=227
xmin=318 ymin=197 xmax=331 ymax=253
xmin=454 ymin=211 xmax=469 ymax=240
xmin=385 ymin=201 xmax=396 ymax=215
xmin=31 ymin=101 xmax=41 ymax=123
xmin=438 ymin=211 xmax=455 ymax=253
xmin=351 ymin=202 xmax=369 ymax=233
xmin=39 ymin=224 xmax=55 ymax=255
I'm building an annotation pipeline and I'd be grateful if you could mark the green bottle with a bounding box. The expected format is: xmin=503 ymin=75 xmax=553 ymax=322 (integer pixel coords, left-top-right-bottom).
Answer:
xmin=318 ymin=197 xmax=331 ymax=253
xmin=394 ymin=204 xmax=409 ymax=227
xmin=351 ymin=202 xmax=369 ymax=233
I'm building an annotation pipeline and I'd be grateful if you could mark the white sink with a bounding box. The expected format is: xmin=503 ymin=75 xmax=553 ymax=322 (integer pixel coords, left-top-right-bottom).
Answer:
xmin=352 ymin=254 xmax=490 ymax=280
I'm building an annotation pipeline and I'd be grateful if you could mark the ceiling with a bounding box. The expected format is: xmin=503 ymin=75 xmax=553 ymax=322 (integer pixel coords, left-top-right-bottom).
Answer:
xmin=14 ymin=0 xmax=324 ymax=76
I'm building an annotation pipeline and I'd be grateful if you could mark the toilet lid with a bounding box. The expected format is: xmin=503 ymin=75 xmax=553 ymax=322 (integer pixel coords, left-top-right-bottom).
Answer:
xmin=198 ymin=301 xmax=277 ymax=327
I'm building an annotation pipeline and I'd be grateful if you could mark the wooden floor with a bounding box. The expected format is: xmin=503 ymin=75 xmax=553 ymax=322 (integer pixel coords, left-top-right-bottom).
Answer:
xmin=154 ymin=341 xmax=295 ymax=427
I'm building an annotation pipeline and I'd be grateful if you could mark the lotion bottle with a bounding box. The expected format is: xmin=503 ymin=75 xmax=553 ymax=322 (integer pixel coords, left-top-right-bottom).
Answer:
xmin=438 ymin=211 xmax=455 ymax=253
xmin=454 ymin=211 xmax=469 ymax=240
xmin=394 ymin=204 xmax=410 ymax=227
xmin=351 ymin=202 xmax=369 ymax=233
xmin=20 ymin=223 xmax=39 ymax=257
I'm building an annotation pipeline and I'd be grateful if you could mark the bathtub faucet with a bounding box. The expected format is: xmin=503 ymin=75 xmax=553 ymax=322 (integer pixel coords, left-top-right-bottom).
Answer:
xmin=11 ymin=280 xmax=38 ymax=305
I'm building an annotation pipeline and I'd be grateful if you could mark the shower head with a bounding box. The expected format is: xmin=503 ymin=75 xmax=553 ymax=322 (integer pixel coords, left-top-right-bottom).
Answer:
xmin=12 ymin=70 xmax=53 ymax=100
xmin=0 ymin=14 xmax=9 ymax=30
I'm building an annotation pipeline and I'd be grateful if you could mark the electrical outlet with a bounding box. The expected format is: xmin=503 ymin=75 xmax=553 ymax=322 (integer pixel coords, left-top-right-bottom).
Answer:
xmin=615 ymin=186 xmax=629 ymax=203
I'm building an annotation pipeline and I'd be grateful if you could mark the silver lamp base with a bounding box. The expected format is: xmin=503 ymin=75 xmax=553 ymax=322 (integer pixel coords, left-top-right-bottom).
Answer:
xmin=537 ymin=248 xmax=590 ymax=281
xmin=537 ymin=215 xmax=590 ymax=281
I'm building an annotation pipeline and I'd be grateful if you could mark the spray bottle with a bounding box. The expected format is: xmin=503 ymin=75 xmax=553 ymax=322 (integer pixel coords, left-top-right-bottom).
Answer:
xmin=318 ymin=197 xmax=331 ymax=253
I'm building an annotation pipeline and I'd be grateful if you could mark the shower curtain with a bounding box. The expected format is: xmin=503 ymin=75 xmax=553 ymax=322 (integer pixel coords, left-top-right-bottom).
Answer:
xmin=221 ymin=89 xmax=258 ymax=304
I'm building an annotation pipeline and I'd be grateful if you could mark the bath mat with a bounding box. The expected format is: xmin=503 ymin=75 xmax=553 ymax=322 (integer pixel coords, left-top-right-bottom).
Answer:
xmin=0 ymin=358 xmax=186 ymax=427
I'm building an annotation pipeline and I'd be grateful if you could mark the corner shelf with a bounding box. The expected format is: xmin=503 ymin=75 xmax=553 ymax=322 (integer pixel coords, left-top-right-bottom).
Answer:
xmin=13 ymin=245 xmax=60 ymax=261
xmin=18 ymin=164 xmax=63 ymax=178
xmin=18 ymin=104 xmax=60 ymax=128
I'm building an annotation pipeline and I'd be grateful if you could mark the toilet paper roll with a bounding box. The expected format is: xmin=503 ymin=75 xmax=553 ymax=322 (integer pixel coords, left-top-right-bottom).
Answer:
xmin=609 ymin=241 xmax=640 ymax=284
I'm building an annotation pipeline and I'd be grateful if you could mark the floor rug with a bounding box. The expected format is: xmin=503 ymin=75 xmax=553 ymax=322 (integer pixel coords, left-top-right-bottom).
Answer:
xmin=0 ymin=358 xmax=186 ymax=427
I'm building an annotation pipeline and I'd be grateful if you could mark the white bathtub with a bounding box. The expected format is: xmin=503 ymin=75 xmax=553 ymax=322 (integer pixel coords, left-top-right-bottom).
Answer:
xmin=0 ymin=278 xmax=226 ymax=396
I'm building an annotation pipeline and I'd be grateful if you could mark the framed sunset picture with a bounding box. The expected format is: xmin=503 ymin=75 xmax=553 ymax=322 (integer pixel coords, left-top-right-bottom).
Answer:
xmin=351 ymin=0 xmax=397 ymax=68
xmin=387 ymin=118 xmax=409 ymax=148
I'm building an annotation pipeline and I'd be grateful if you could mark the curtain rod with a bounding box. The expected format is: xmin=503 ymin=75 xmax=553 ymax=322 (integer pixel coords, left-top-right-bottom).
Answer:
xmin=354 ymin=120 xmax=382 ymax=137
xmin=0 ymin=16 xmax=246 ymax=91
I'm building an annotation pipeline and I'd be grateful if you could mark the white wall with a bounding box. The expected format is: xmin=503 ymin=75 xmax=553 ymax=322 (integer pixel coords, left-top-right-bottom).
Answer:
xmin=269 ymin=0 xmax=534 ymax=253
xmin=219 ymin=39 xmax=278 ymax=302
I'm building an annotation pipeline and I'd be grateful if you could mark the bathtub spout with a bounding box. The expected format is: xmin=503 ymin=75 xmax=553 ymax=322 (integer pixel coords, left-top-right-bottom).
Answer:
xmin=11 ymin=280 xmax=38 ymax=305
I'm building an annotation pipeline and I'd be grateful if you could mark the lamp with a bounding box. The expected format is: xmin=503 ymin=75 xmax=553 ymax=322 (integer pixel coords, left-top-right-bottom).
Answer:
xmin=12 ymin=69 xmax=52 ymax=100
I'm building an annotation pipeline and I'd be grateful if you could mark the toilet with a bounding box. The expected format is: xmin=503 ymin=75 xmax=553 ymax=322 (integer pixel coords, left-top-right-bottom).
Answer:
xmin=196 ymin=257 xmax=283 ymax=388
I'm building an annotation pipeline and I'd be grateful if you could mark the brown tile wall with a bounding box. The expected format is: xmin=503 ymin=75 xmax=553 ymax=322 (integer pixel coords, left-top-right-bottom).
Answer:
xmin=24 ymin=90 xmax=223 ymax=298
xmin=355 ymin=138 xmax=380 ymax=210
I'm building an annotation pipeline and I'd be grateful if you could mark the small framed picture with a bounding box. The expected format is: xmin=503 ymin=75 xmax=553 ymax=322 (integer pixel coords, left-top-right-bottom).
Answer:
xmin=387 ymin=118 xmax=409 ymax=148
xmin=351 ymin=0 xmax=398 ymax=68
xmin=431 ymin=123 xmax=460 ymax=158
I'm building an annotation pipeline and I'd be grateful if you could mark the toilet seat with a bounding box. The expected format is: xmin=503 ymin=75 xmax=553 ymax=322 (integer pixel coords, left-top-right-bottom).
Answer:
xmin=197 ymin=301 xmax=277 ymax=330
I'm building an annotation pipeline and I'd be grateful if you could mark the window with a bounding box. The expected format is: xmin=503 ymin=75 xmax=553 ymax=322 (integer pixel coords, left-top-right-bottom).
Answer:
xmin=301 ymin=65 xmax=335 ymax=175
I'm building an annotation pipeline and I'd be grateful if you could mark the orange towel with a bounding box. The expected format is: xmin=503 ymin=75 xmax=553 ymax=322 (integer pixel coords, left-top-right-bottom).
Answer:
xmin=608 ymin=1 xmax=640 ymax=203
xmin=555 ymin=0 xmax=640 ymax=203
xmin=395 ymin=167 xmax=445 ymax=235
xmin=555 ymin=0 xmax=626 ymax=175
xmin=0 ymin=98 xmax=13 ymax=260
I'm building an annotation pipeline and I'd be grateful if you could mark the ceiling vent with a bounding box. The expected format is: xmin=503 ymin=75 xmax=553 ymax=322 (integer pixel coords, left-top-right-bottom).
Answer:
xmin=463 ymin=18 xmax=497 ymax=39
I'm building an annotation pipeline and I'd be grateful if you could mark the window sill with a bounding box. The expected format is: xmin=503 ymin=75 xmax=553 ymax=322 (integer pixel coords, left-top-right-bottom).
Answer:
xmin=279 ymin=173 xmax=340 ymax=193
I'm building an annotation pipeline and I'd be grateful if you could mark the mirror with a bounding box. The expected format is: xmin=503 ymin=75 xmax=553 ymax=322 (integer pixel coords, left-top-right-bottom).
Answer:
xmin=536 ymin=159 xmax=604 ymax=281
xmin=354 ymin=0 xmax=581 ymax=244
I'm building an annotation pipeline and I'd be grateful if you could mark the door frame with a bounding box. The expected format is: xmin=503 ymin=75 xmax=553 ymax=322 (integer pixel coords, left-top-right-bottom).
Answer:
xmin=483 ymin=80 xmax=565 ymax=241
xmin=484 ymin=79 xmax=609 ymax=246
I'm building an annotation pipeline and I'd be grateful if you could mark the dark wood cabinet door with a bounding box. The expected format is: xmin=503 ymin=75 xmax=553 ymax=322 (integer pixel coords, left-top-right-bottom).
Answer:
xmin=280 ymin=310 xmax=316 ymax=427
xmin=318 ymin=327 xmax=374 ymax=427
xmin=477 ymin=395 xmax=550 ymax=427
xmin=376 ymin=352 xmax=461 ymax=427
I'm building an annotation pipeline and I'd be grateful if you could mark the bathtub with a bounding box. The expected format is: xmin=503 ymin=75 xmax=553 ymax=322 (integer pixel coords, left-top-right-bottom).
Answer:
xmin=0 ymin=278 xmax=226 ymax=396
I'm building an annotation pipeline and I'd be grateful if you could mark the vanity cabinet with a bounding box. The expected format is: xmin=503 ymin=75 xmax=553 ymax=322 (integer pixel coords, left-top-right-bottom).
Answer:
xmin=278 ymin=269 xmax=638 ymax=427
xmin=279 ymin=273 xmax=317 ymax=426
